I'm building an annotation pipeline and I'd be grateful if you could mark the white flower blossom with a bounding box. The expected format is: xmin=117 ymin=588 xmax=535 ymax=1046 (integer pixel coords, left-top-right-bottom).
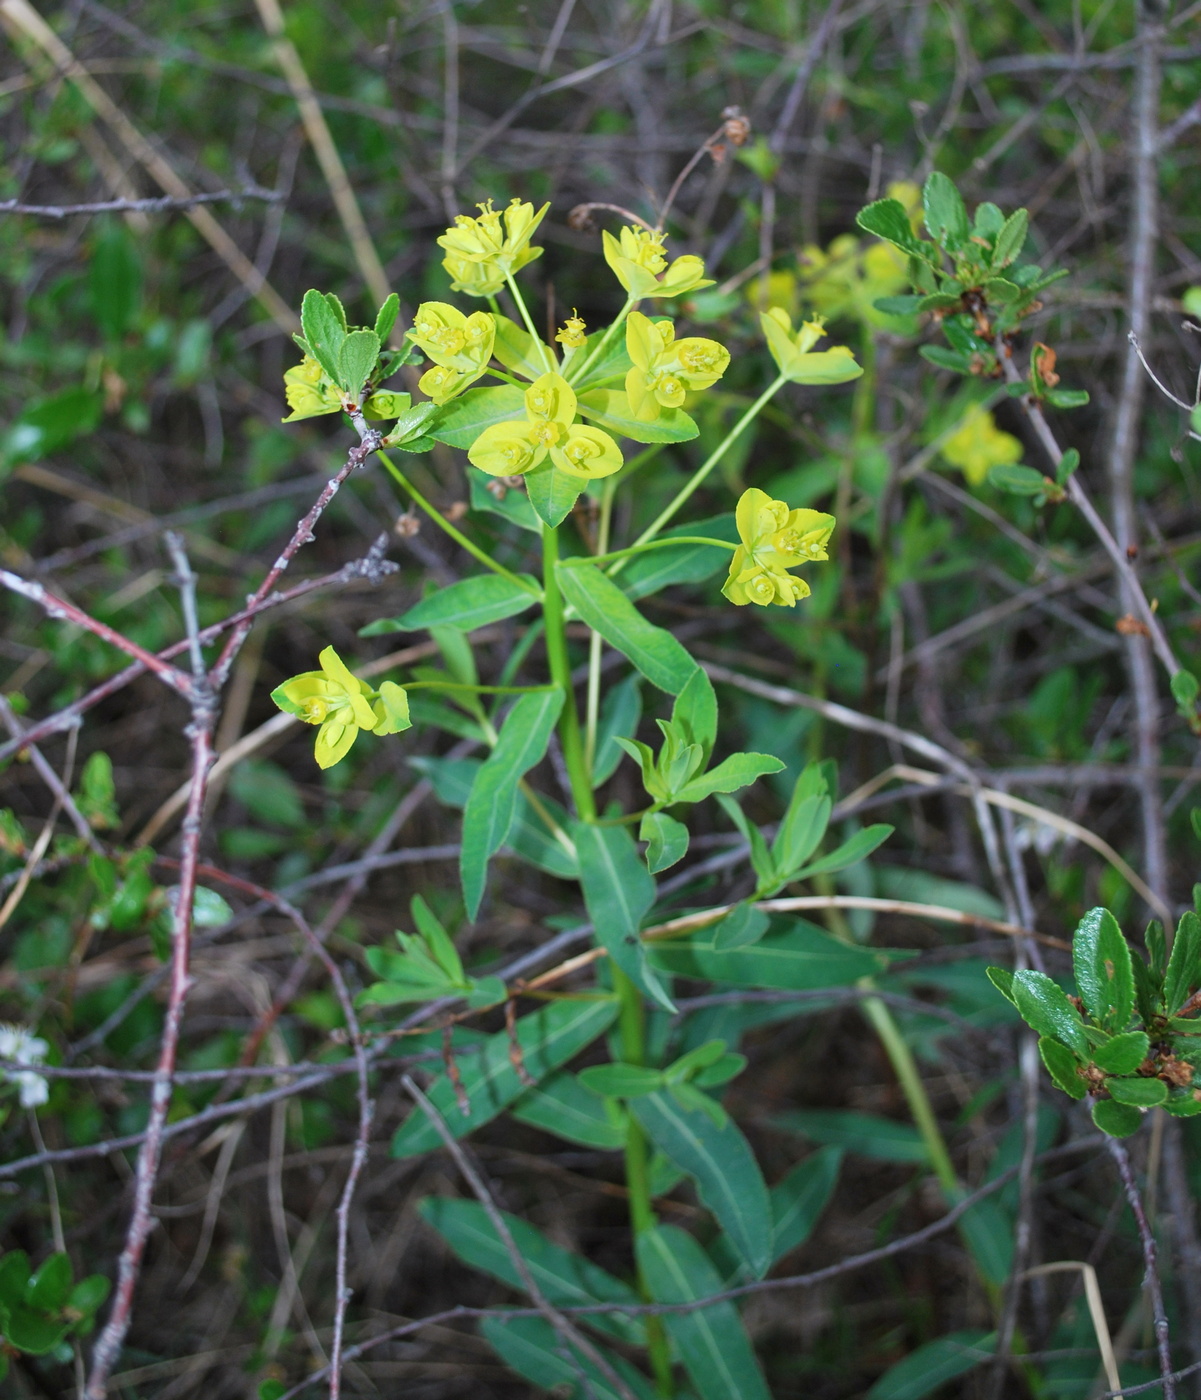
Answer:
xmin=0 ymin=1023 xmax=50 ymax=1108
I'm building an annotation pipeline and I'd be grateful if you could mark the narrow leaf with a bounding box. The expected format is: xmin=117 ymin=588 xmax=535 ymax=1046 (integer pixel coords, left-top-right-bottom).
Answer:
xmin=557 ymin=564 xmax=698 ymax=694
xmin=1165 ymin=909 xmax=1201 ymax=1014
xmin=594 ymin=674 xmax=642 ymax=786
xmin=650 ymin=917 xmax=890 ymax=990
xmin=867 ymin=1330 xmax=994 ymax=1400
xmin=770 ymin=1146 xmax=842 ymax=1262
xmin=637 ymin=1225 xmax=772 ymax=1400
xmin=363 ymin=574 xmax=539 ymax=634
xmin=482 ymin=1315 xmax=656 ymax=1400
xmin=674 ymin=751 xmax=784 ymax=804
xmin=791 ymin=824 xmax=894 ymax=880
xmin=511 ymin=1070 xmax=628 ymax=1149
xmin=633 ymin=1092 xmax=772 ymax=1278
xmin=391 ymin=997 xmax=619 ymax=1157
xmin=460 ymin=690 xmax=563 ymax=918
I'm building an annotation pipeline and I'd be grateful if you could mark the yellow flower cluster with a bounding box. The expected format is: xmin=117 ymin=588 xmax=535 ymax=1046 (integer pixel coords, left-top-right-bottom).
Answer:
xmin=722 ymin=488 xmax=835 ymax=607
xmin=468 ymin=372 xmax=622 ymax=481
xmin=624 ymin=312 xmax=730 ymax=422
xmin=602 ymin=226 xmax=713 ymax=299
xmin=282 ymin=355 xmax=345 ymax=422
xmin=272 ymin=647 xmax=410 ymax=769
xmin=438 ymin=198 xmax=548 ymax=297
xmin=940 ymin=404 xmax=1023 ymax=486
xmin=760 ymin=310 xmax=863 ymax=385
xmin=406 ymin=302 xmax=496 ymax=405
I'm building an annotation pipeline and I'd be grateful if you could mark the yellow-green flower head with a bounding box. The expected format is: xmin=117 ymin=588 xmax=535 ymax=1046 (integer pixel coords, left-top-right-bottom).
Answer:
xmin=271 ymin=647 xmax=410 ymax=768
xmin=282 ymin=355 xmax=344 ymax=422
xmin=940 ymin=404 xmax=1023 ymax=487
xmin=555 ymin=310 xmax=588 ymax=349
xmin=602 ymin=225 xmax=714 ymax=300
xmin=467 ymin=371 xmax=623 ymax=481
xmin=759 ymin=308 xmax=864 ymax=385
xmin=624 ymin=311 xmax=730 ymax=421
xmin=722 ymin=488 xmax=835 ymax=608
xmin=406 ymin=301 xmax=496 ymax=405
xmin=437 ymin=197 xmax=548 ymax=296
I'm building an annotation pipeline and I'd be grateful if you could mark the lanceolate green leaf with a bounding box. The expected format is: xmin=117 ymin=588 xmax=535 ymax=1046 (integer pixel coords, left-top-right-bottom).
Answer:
xmin=594 ymin=673 xmax=642 ymax=786
xmin=482 ymin=1315 xmax=656 ymax=1400
xmin=791 ymin=824 xmax=894 ymax=881
xmin=460 ymin=690 xmax=563 ymax=918
xmin=572 ymin=820 xmax=674 ymax=1013
xmin=362 ymin=574 xmax=540 ymax=635
xmin=649 ymin=918 xmax=892 ymax=990
xmin=577 ymin=389 xmax=699 ymax=443
xmin=391 ymin=997 xmax=618 ymax=1157
xmin=770 ymin=1146 xmax=842 ymax=1262
xmin=866 ymin=1330 xmax=995 ymax=1400
xmin=429 ymin=385 xmax=526 ymax=448
xmin=1071 ymin=906 xmax=1134 ymax=1030
xmin=674 ymin=751 xmax=783 ymax=804
xmin=419 ymin=1198 xmax=643 ymax=1342
xmin=510 ymin=1070 xmax=627 ymax=1149
xmin=557 ymin=563 xmax=698 ymax=695
xmin=633 ymin=1092 xmax=772 ymax=1278
xmin=636 ymin=1225 xmax=772 ymax=1400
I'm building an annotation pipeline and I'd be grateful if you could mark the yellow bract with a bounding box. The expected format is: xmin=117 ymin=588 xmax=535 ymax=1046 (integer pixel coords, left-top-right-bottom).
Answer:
xmin=602 ymin=226 xmax=714 ymax=299
xmin=407 ymin=302 xmax=496 ymax=405
xmin=271 ymin=647 xmax=411 ymax=769
xmin=437 ymin=198 xmax=548 ymax=297
xmin=467 ymin=371 xmax=623 ymax=481
xmin=555 ymin=310 xmax=587 ymax=349
xmin=722 ymin=488 xmax=835 ymax=608
xmin=624 ymin=312 xmax=730 ymax=422
xmin=282 ymin=355 xmax=344 ymax=422
xmin=760 ymin=309 xmax=864 ymax=386
xmin=940 ymin=404 xmax=1023 ymax=487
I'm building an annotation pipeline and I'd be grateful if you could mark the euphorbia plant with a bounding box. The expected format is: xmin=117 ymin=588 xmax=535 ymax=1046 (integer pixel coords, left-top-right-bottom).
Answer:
xmin=268 ymin=198 xmax=907 ymax=1396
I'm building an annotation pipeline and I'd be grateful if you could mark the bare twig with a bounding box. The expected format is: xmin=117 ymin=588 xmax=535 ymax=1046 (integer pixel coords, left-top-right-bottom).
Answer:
xmin=0 ymin=186 xmax=282 ymax=217
xmin=1107 ymin=1136 xmax=1176 ymax=1400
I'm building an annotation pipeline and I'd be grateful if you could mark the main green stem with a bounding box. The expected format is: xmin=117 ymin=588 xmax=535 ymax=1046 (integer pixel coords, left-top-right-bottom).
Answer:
xmin=542 ymin=520 xmax=672 ymax=1389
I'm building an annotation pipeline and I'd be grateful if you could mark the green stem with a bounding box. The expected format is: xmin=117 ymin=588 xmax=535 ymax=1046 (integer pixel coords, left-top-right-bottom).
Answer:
xmin=614 ymin=966 xmax=674 ymax=1395
xmin=404 ymin=681 xmax=557 ymax=695
xmin=377 ymin=450 xmax=540 ymax=597
xmin=565 ymin=536 xmax=736 ymax=570
xmin=542 ymin=524 xmax=596 ymax=820
xmin=567 ymin=296 xmax=636 ymax=386
xmin=504 ymin=273 xmax=556 ymax=373
xmin=619 ymin=373 xmax=788 ymax=570
xmin=858 ymin=991 xmax=959 ymax=1197
xmin=584 ymin=477 xmax=617 ymax=771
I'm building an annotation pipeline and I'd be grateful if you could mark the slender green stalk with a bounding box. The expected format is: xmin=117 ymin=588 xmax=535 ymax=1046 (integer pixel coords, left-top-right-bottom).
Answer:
xmin=377 ymin=450 xmax=539 ymax=596
xmin=564 ymin=536 xmax=737 ymax=570
xmin=404 ymin=681 xmax=557 ymax=695
xmin=613 ymin=966 xmax=674 ymax=1395
xmin=505 ymin=273 xmax=556 ymax=373
xmin=584 ymin=477 xmax=617 ymax=770
xmin=566 ymin=295 xmax=636 ymax=386
xmin=541 ymin=524 xmax=595 ymax=819
xmin=619 ymin=372 xmax=788 ymax=568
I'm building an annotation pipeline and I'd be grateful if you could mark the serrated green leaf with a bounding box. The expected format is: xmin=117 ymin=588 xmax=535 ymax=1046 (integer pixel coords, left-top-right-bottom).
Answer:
xmin=1073 ymin=906 xmax=1135 ymax=1030
xmin=4 ymin=1305 xmax=69 ymax=1355
xmin=460 ymin=690 xmax=564 ymax=918
xmin=1011 ymin=970 xmax=1088 ymax=1055
xmin=573 ymin=820 xmax=673 ymax=1012
xmin=557 ymin=564 xmax=698 ymax=695
xmin=391 ymin=997 xmax=619 ymax=1157
xmin=857 ymin=198 xmax=925 ymax=252
xmin=1108 ymin=1077 xmax=1167 ymax=1107
xmin=986 ymin=965 xmax=1017 ymax=1006
xmin=363 ymin=574 xmax=539 ymax=635
xmin=576 ymin=389 xmax=699 ymax=443
xmin=373 ymin=292 xmax=400 ymax=341
xmin=922 ymin=172 xmax=970 ymax=250
xmin=337 ymin=328 xmax=381 ymax=395
xmin=1091 ymin=1031 xmax=1149 ymax=1075
xmin=637 ymin=1225 xmax=772 ymax=1400
xmin=633 ymin=1095 xmax=772 ymax=1279
xmin=991 ymin=208 xmax=1028 ymax=269
xmin=1038 ymin=1036 xmax=1087 ymax=1099
xmin=300 ymin=288 xmax=347 ymax=384
xmin=640 ymin=810 xmax=689 ymax=873
xmin=1092 ymin=1097 xmax=1143 ymax=1136
xmin=1166 ymin=910 xmax=1201 ymax=1014
xmin=510 ymin=1070 xmax=628 ymax=1149
xmin=420 ymin=1197 xmax=642 ymax=1343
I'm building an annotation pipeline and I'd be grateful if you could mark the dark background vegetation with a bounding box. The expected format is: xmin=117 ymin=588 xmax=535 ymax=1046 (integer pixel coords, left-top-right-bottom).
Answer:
xmin=3 ymin=0 xmax=1201 ymax=1396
